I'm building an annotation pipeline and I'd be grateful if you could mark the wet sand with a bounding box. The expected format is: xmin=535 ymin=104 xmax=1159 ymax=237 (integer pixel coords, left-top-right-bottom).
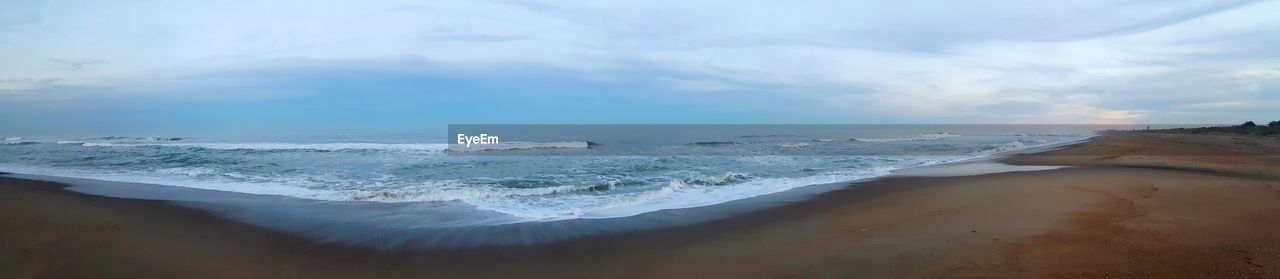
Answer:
xmin=2 ymin=132 xmax=1279 ymax=278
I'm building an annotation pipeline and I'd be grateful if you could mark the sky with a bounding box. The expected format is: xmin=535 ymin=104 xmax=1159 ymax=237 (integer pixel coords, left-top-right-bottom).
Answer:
xmin=1 ymin=0 xmax=1279 ymax=136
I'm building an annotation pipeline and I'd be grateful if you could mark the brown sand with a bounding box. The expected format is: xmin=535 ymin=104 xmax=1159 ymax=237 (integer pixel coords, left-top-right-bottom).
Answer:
xmin=2 ymin=132 xmax=1279 ymax=278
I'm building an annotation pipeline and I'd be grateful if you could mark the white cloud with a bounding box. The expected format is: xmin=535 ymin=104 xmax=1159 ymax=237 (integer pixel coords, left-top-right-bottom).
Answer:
xmin=0 ymin=0 xmax=1276 ymax=123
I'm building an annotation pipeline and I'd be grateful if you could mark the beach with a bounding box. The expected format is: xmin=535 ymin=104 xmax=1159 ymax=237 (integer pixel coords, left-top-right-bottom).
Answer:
xmin=3 ymin=131 xmax=1279 ymax=278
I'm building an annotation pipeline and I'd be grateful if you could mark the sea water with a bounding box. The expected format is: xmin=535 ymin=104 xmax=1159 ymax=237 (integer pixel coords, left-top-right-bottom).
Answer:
xmin=0 ymin=125 xmax=1119 ymax=227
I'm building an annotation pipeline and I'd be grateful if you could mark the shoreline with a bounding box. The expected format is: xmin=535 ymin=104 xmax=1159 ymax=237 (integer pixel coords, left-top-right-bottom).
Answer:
xmin=3 ymin=132 xmax=1280 ymax=277
xmin=0 ymin=136 xmax=1088 ymax=249
xmin=0 ymin=131 xmax=1091 ymax=223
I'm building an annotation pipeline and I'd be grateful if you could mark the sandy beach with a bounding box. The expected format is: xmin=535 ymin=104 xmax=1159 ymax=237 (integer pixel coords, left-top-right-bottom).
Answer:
xmin=3 ymin=131 xmax=1279 ymax=278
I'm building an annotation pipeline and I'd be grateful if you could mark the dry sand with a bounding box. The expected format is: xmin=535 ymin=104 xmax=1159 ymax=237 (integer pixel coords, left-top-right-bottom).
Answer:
xmin=2 ymin=132 xmax=1278 ymax=278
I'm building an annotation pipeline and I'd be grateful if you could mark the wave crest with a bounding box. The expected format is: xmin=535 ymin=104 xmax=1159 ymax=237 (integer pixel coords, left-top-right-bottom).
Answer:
xmin=448 ymin=141 xmax=590 ymax=152
xmin=688 ymin=141 xmax=741 ymax=146
xmin=852 ymin=132 xmax=961 ymax=142
xmin=77 ymin=142 xmax=447 ymax=152
xmin=349 ymin=180 xmax=610 ymax=202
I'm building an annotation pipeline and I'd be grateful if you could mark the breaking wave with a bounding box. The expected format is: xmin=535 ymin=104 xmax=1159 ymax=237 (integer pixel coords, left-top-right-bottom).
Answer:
xmin=77 ymin=142 xmax=448 ymax=152
xmin=348 ymin=180 xmax=611 ymax=202
xmin=852 ymin=132 xmax=962 ymax=142
xmin=2 ymin=137 xmax=37 ymax=145
xmin=447 ymin=141 xmax=591 ymax=152
xmin=688 ymin=141 xmax=742 ymax=146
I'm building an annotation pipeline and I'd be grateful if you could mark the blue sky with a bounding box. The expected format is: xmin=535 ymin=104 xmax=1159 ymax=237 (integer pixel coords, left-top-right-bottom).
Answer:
xmin=2 ymin=0 xmax=1279 ymax=136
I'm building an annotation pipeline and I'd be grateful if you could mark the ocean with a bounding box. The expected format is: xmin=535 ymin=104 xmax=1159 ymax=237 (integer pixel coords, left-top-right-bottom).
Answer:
xmin=0 ymin=125 xmax=1131 ymax=229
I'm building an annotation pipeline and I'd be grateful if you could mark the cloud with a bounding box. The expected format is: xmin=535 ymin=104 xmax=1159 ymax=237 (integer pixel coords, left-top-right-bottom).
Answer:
xmin=0 ymin=78 xmax=60 ymax=84
xmin=47 ymin=58 xmax=107 ymax=71
xmin=657 ymin=77 xmax=747 ymax=92
xmin=1176 ymin=101 xmax=1251 ymax=110
xmin=0 ymin=0 xmax=1277 ymax=124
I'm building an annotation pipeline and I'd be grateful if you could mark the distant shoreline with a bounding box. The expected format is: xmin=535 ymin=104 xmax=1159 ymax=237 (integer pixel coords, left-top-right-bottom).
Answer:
xmin=1123 ymin=122 xmax=1280 ymax=136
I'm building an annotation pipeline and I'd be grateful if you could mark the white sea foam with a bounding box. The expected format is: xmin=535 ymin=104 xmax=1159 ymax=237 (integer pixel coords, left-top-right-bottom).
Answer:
xmin=778 ymin=142 xmax=810 ymax=148
xmin=982 ymin=139 xmax=1054 ymax=153
xmin=568 ymin=167 xmax=902 ymax=220
xmin=81 ymin=142 xmax=140 ymax=147
xmin=348 ymin=180 xmax=607 ymax=203
xmin=448 ymin=166 xmax=913 ymax=221
xmin=1009 ymin=133 xmax=1086 ymax=137
xmin=0 ymin=163 xmax=337 ymax=199
xmin=171 ymin=142 xmax=448 ymax=151
xmin=2 ymin=139 xmax=38 ymax=145
xmin=78 ymin=142 xmax=448 ymax=151
xmin=156 ymin=167 xmax=218 ymax=177
xmin=448 ymin=141 xmax=589 ymax=152
xmin=0 ymin=156 xmax=938 ymax=222
xmin=853 ymin=132 xmax=962 ymax=142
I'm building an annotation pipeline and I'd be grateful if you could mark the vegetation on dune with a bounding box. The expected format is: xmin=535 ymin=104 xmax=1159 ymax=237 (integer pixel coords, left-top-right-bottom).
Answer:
xmin=1135 ymin=120 xmax=1280 ymax=136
